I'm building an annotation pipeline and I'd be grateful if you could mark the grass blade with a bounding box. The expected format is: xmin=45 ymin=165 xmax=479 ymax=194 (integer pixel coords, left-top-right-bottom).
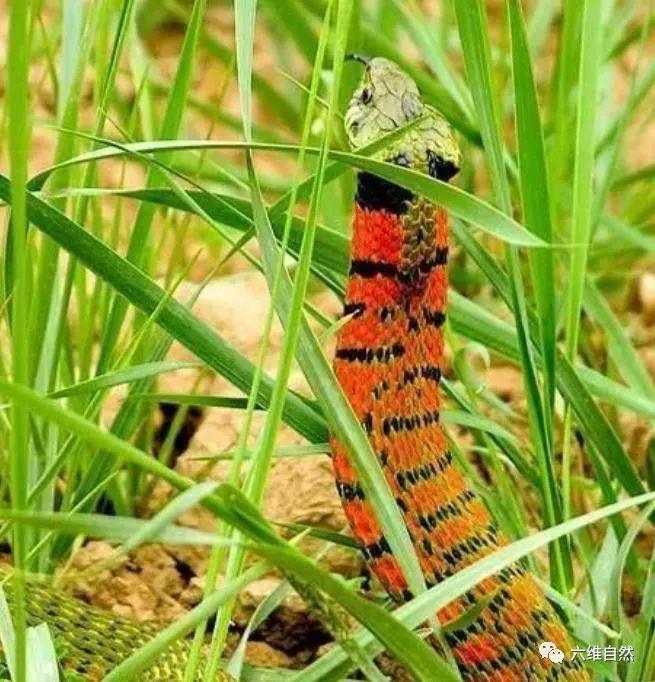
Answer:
xmin=30 ymin=139 xmax=544 ymax=247
xmin=235 ymin=0 xmax=257 ymax=142
xmin=561 ymin=0 xmax=605 ymax=521
xmin=49 ymin=360 xmax=199 ymax=398
xmin=7 ymin=0 xmax=33 ymax=674
xmin=507 ymin=0 xmax=557 ymax=413
xmin=0 ymin=509 xmax=229 ymax=547
xmin=25 ymin=624 xmax=59 ymax=682
xmin=195 ymin=4 xmax=338 ymax=676
xmin=0 ymin=586 xmax=17 ymax=680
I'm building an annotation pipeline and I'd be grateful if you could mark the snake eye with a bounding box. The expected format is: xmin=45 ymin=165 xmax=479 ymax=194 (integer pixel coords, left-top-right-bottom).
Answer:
xmin=361 ymin=87 xmax=373 ymax=105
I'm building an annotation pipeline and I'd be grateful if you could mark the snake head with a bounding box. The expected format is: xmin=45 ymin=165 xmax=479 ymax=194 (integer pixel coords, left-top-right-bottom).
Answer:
xmin=345 ymin=57 xmax=461 ymax=181
xmin=345 ymin=57 xmax=423 ymax=147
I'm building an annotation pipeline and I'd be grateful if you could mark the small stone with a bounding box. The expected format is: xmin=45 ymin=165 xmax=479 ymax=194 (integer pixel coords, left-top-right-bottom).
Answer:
xmin=244 ymin=641 xmax=294 ymax=668
xmin=640 ymin=272 xmax=655 ymax=323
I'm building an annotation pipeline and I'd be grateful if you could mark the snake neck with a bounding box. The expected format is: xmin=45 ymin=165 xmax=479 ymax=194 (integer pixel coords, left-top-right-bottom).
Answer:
xmin=352 ymin=171 xmax=450 ymax=296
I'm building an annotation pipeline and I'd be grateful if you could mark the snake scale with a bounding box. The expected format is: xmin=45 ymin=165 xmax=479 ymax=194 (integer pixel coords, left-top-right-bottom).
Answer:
xmin=0 ymin=59 xmax=589 ymax=681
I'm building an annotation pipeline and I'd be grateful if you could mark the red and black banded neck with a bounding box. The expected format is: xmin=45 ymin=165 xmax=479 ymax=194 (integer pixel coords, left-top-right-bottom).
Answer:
xmin=352 ymin=172 xmax=449 ymax=295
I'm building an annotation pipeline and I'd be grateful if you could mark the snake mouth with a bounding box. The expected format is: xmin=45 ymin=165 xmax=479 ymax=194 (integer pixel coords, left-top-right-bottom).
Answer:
xmin=346 ymin=53 xmax=371 ymax=65
xmin=344 ymin=106 xmax=363 ymax=139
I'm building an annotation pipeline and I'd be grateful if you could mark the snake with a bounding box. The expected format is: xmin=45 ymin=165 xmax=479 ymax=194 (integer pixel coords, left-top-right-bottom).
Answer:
xmin=0 ymin=58 xmax=590 ymax=681
xmin=0 ymin=565 xmax=224 ymax=680
xmin=331 ymin=57 xmax=590 ymax=681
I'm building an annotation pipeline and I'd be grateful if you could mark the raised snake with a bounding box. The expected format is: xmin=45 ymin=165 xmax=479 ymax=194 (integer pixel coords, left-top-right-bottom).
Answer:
xmin=0 ymin=58 xmax=590 ymax=681
xmin=331 ymin=57 xmax=589 ymax=681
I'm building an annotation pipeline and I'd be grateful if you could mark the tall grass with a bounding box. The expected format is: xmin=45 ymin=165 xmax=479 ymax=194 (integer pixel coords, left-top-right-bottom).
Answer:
xmin=6 ymin=0 xmax=33 ymax=678
xmin=1 ymin=0 xmax=655 ymax=680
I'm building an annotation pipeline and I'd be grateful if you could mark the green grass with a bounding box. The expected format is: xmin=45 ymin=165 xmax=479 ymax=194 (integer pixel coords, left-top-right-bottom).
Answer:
xmin=6 ymin=0 xmax=33 ymax=677
xmin=1 ymin=0 xmax=655 ymax=680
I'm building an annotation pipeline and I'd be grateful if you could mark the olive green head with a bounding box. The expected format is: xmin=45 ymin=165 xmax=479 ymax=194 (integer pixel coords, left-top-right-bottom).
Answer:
xmin=345 ymin=57 xmax=461 ymax=179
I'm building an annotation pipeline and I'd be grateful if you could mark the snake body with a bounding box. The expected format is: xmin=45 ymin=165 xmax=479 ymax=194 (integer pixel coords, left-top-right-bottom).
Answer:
xmin=331 ymin=58 xmax=589 ymax=681
xmin=0 ymin=567 xmax=218 ymax=680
